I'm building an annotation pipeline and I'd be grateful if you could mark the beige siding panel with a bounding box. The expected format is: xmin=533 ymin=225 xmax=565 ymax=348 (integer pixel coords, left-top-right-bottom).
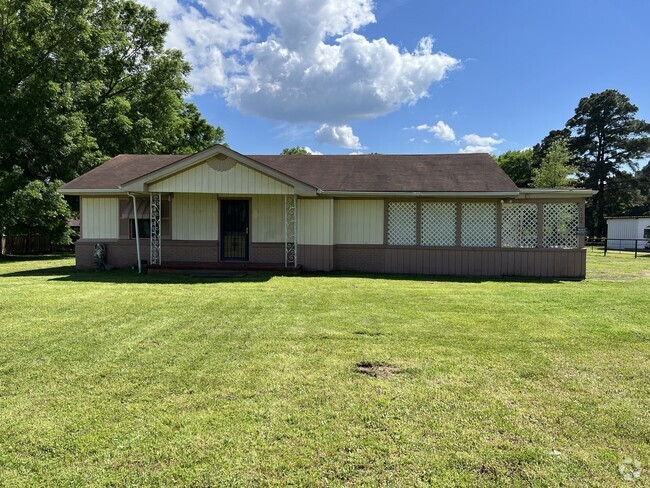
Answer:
xmin=334 ymin=200 xmax=384 ymax=244
xmin=172 ymin=193 xmax=218 ymax=240
xmin=149 ymin=161 xmax=293 ymax=194
xmin=252 ymin=195 xmax=284 ymax=243
xmin=81 ymin=197 xmax=119 ymax=239
xmin=298 ymin=198 xmax=333 ymax=245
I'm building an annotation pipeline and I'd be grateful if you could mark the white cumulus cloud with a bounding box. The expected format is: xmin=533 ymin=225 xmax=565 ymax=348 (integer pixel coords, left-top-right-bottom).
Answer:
xmin=140 ymin=0 xmax=459 ymax=127
xmin=314 ymin=124 xmax=362 ymax=149
xmin=414 ymin=120 xmax=455 ymax=141
xmin=458 ymin=133 xmax=505 ymax=154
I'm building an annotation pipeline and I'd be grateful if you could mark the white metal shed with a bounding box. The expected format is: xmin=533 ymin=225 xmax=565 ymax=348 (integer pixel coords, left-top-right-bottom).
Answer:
xmin=606 ymin=216 xmax=650 ymax=250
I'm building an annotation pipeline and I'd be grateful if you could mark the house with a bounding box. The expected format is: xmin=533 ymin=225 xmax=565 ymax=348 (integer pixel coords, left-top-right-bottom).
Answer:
xmin=606 ymin=216 xmax=650 ymax=250
xmin=58 ymin=144 xmax=596 ymax=278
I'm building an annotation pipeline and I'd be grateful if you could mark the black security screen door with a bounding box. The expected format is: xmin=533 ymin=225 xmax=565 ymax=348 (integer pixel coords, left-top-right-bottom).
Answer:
xmin=220 ymin=200 xmax=249 ymax=261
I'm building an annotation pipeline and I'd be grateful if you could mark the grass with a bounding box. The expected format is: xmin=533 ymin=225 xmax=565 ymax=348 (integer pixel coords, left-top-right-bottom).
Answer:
xmin=0 ymin=253 xmax=648 ymax=486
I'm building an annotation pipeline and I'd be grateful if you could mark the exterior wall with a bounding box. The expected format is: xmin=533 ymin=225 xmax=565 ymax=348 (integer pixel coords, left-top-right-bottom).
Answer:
xmin=334 ymin=200 xmax=384 ymax=244
xmin=252 ymin=195 xmax=284 ymax=243
xmin=75 ymin=194 xmax=590 ymax=278
xmin=333 ymin=246 xmax=586 ymax=279
xmin=172 ymin=193 xmax=218 ymax=240
xmin=298 ymin=198 xmax=334 ymax=271
xmin=75 ymin=239 xmax=220 ymax=269
xmin=250 ymin=242 xmax=285 ymax=263
xmin=81 ymin=197 xmax=119 ymax=239
xmin=149 ymin=161 xmax=293 ymax=194
xmin=606 ymin=218 xmax=650 ymax=250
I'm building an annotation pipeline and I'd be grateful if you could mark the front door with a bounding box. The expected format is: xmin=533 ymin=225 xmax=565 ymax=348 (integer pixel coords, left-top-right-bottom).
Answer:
xmin=220 ymin=199 xmax=249 ymax=261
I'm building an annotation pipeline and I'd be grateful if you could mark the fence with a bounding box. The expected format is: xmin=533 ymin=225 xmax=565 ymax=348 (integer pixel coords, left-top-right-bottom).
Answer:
xmin=603 ymin=238 xmax=650 ymax=258
xmin=1 ymin=235 xmax=52 ymax=255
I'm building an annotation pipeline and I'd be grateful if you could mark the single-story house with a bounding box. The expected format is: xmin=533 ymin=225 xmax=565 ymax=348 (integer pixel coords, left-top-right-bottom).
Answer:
xmin=606 ymin=215 xmax=650 ymax=250
xmin=59 ymin=144 xmax=596 ymax=278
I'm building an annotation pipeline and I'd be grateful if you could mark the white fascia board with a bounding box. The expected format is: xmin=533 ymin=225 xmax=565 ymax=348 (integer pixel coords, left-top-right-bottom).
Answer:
xmin=120 ymin=144 xmax=318 ymax=196
xmin=57 ymin=188 xmax=126 ymax=196
xmin=517 ymin=188 xmax=598 ymax=199
xmin=318 ymin=191 xmax=521 ymax=198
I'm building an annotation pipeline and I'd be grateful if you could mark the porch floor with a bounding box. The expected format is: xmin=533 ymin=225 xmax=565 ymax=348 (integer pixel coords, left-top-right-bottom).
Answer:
xmin=147 ymin=261 xmax=302 ymax=276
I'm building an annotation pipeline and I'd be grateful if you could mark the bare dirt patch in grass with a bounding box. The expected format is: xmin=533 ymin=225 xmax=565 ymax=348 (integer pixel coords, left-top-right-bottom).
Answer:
xmin=354 ymin=362 xmax=401 ymax=378
xmin=352 ymin=330 xmax=383 ymax=337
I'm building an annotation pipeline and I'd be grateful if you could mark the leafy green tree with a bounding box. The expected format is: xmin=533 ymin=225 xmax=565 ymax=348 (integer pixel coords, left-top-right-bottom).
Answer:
xmin=281 ymin=147 xmax=311 ymax=155
xmin=566 ymin=90 xmax=650 ymax=236
xmin=0 ymin=0 xmax=224 ymax=243
xmin=495 ymin=148 xmax=535 ymax=187
xmin=532 ymin=140 xmax=576 ymax=188
xmin=3 ymin=179 xmax=73 ymax=244
xmin=532 ymin=129 xmax=573 ymax=165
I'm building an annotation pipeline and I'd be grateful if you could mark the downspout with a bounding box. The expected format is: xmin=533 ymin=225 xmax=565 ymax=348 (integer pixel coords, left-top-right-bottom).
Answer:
xmin=127 ymin=192 xmax=142 ymax=273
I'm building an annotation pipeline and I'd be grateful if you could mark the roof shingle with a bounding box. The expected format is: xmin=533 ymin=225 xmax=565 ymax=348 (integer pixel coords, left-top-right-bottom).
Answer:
xmin=59 ymin=152 xmax=518 ymax=193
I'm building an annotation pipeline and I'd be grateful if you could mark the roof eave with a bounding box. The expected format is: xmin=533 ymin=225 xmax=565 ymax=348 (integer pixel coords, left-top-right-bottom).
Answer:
xmin=317 ymin=190 xmax=521 ymax=198
xmin=57 ymin=188 xmax=126 ymax=195
xmin=517 ymin=188 xmax=598 ymax=199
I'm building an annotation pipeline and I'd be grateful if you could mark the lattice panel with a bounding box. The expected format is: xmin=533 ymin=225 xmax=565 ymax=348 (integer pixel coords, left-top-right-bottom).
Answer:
xmin=461 ymin=202 xmax=497 ymax=247
xmin=421 ymin=202 xmax=456 ymax=246
xmin=387 ymin=202 xmax=417 ymax=245
xmin=150 ymin=192 xmax=162 ymax=265
xmin=285 ymin=195 xmax=297 ymax=267
xmin=543 ymin=203 xmax=579 ymax=248
xmin=501 ymin=203 xmax=537 ymax=248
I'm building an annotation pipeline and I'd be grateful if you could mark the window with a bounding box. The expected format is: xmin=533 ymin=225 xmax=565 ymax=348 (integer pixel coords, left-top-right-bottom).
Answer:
xmin=387 ymin=202 xmax=417 ymax=245
xmin=461 ymin=202 xmax=497 ymax=247
xmin=644 ymin=227 xmax=650 ymax=239
xmin=421 ymin=202 xmax=456 ymax=246
xmin=130 ymin=219 xmax=151 ymax=238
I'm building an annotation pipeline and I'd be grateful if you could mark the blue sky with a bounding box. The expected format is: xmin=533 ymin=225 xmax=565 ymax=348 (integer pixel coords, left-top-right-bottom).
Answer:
xmin=144 ymin=0 xmax=650 ymax=157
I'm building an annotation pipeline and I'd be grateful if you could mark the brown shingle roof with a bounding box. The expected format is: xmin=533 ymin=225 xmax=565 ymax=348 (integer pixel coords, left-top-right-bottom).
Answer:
xmin=59 ymin=151 xmax=518 ymax=193
xmin=59 ymin=154 xmax=186 ymax=190
xmin=251 ymin=154 xmax=517 ymax=192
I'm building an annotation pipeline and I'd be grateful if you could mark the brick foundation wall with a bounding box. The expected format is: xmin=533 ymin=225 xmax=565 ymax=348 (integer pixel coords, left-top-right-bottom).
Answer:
xmin=298 ymin=244 xmax=334 ymax=272
xmin=250 ymin=242 xmax=284 ymax=263
xmin=75 ymin=239 xmax=285 ymax=269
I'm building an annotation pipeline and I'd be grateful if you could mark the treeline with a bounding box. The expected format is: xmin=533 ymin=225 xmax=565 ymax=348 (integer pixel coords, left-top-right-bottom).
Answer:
xmin=0 ymin=0 xmax=224 ymax=244
xmin=496 ymin=90 xmax=650 ymax=237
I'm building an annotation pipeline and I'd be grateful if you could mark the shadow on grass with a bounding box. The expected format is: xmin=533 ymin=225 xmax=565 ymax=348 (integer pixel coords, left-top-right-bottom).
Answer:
xmin=0 ymin=266 xmax=274 ymax=283
xmin=0 ymin=253 xmax=74 ymax=262
xmin=300 ymin=271 xmax=567 ymax=284
xmin=1 ymin=264 xmax=567 ymax=284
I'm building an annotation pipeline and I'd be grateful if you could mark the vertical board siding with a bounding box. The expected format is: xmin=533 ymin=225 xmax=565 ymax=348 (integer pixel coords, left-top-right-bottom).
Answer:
xmin=298 ymin=199 xmax=334 ymax=245
xmin=334 ymin=200 xmax=384 ymax=244
xmin=252 ymin=195 xmax=284 ymax=242
xmin=172 ymin=193 xmax=218 ymax=240
xmin=81 ymin=197 xmax=119 ymax=239
xmin=149 ymin=161 xmax=293 ymax=194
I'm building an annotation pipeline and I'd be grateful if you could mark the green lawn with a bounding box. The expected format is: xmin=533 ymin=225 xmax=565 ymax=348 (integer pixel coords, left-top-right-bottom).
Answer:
xmin=0 ymin=253 xmax=648 ymax=486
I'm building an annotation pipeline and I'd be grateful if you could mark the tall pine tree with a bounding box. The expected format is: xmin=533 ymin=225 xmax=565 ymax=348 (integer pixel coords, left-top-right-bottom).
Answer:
xmin=566 ymin=90 xmax=650 ymax=236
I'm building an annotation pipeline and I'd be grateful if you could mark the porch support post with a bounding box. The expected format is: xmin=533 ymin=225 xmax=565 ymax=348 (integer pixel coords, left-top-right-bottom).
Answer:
xmin=284 ymin=194 xmax=297 ymax=268
xmin=150 ymin=192 xmax=162 ymax=265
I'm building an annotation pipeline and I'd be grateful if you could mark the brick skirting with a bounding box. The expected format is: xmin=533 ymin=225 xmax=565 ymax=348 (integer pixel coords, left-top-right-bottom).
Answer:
xmin=75 ymin=239 xmax=586 ymax=278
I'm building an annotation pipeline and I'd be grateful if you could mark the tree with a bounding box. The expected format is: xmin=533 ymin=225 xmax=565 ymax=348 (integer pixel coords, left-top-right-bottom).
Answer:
xmin=0 ymin=0 xmax=224 ymax=182
xmin=281 ymin=146 xmax=311 ymax=155
xmin=495 ymin=148 xmax=535 ymax=187
xmin=532 ymin=129 xmax=572 ymax=165
xmin=0 ymin=0 xmax=224 ymax=243
xmin=3 ymin=179 xmax=73 ymax=244
xmin=566 ymin=90 xmax=650 ymax=236
xmin=532 ymin=140 xmax=576 ymax=188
